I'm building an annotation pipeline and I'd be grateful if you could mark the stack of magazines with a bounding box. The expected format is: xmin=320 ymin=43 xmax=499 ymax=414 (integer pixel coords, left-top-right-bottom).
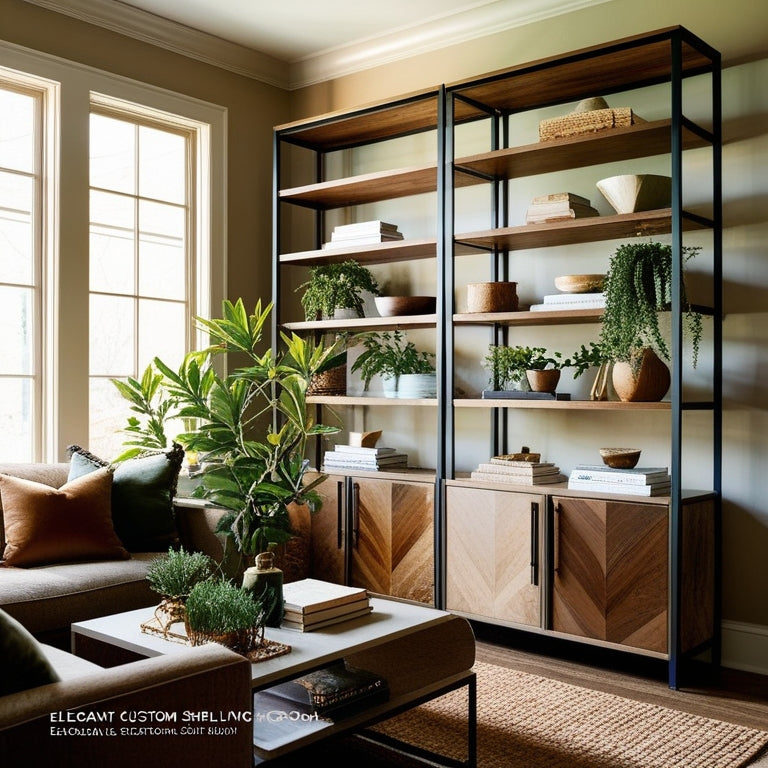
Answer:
xmin=470 ymin=455 xmax=565 ymax=485
xmin=568 ymin=465 xmax=671 ymax=496
xmin=281 ymin=579 xmax=372 ymax=631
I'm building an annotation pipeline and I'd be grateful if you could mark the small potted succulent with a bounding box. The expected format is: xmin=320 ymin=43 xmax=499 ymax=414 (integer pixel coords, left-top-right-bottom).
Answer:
xmin=297 ymin=260 xmax=381 ymax=320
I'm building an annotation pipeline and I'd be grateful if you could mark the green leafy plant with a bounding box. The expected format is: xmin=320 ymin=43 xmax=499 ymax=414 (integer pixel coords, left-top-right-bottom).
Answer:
xmin=145 ymin=546 xmax=214 ymax=599
xmin=112 ymin=298 xmax=346 ymax=565
xmin=185 ymin=578 xmax=266 ymax=635
xmin=350 ymin=330 xmax=435 ymax=390
xmin=482 ymin=345 xmax=562 ymax=389
xmin=563 ymin=341 xmax=609 ymax=379
xmin=297 ymin=260 xmax=381 ymax=320
xmin=599 ymin=241 xmax=703 ymax=370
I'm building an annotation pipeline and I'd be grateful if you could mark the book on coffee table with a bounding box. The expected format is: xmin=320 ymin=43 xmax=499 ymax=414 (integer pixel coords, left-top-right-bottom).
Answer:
xmin=282 ymin=579 xmax=369 ymax=615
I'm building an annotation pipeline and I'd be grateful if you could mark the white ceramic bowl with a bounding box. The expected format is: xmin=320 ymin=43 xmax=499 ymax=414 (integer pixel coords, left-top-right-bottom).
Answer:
xmin=596 ymin=174 xmax=671 ymax=215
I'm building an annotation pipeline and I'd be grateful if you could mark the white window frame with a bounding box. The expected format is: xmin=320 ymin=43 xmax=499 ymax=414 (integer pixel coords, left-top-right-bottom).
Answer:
xmin=0 ymin=40 xmax=226 ymax=461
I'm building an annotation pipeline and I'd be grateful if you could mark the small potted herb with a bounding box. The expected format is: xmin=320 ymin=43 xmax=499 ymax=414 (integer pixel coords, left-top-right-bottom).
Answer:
xmin=297 ymin=260 xmax=381 ymax=320
xmin=524 ymin=347 xmax=565 ymax=393
xmin=350 ymin=330 xmax=435 ymax=397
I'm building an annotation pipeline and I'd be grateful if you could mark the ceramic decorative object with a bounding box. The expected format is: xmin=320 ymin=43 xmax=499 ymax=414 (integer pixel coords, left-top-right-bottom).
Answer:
xmin=397 ymin=372 xmax=437 ymax=399
xmin=600 ymin=448 xmax=642 ymax=469
xmin=611 ymin=347 xmax=671 ymax=402
xmin=374 ymin=295 xmax=436 ymax=316
xmin=596 ymin=174 xmax=671 ymax=214
xmin=526 ymin=369 xmax=561 ymax=393
xmin=466 ymin=282 xmax=518 ymax=313
xmin=554 ymin=274 xmax=605 ymax=293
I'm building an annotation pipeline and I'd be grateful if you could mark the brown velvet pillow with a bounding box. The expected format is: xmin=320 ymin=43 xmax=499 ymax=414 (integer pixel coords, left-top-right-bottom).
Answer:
xmin=0 ymin=468 xmax=130 ymax=567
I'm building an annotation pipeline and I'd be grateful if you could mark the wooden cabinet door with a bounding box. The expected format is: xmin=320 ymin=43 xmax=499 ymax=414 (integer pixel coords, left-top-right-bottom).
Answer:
xmin=446 ymin=486 xmax=542 ymax=628
xmin=308 ymin=473 xmax=346 ymax=585
xmin=551 ymin=495 xmax=668 ymax=653
xmin=350 ymin=477 xmax=434 ymax=605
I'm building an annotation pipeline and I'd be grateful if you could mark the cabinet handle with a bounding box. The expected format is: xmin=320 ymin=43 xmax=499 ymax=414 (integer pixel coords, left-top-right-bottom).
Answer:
xmin=553 ymin=502 xmax=560 ymax=573
xmin=352 ymin=482 xmax=360 ymax=548
xmin=530 ymin=501 xmax=539 ymax=586
xmin=336 ymin=480 xmax=343 ymax=550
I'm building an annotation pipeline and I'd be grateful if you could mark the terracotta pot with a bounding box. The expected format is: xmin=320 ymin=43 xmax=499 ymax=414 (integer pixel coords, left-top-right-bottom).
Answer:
xmin=526 ymin=368 xmax=561 ymax=393
xmin=611 ymin=348 xmax=670 ymax=402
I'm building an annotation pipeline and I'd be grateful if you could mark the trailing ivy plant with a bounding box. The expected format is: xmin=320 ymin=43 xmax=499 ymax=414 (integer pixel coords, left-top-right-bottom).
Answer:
xmin=598 ymin=241 xmax=703 ymax=371
xmin=297 ymin=260 xmax=381 ymax=320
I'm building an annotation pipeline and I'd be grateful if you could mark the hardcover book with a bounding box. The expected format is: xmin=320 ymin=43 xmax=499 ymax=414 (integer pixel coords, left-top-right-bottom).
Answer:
xmin=281 ymin=579 xmax=369 ymax=615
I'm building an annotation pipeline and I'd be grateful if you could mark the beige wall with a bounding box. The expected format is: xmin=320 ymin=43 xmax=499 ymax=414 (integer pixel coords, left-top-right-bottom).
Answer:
xmin=2 ymin=0 xmax=767 ymax=667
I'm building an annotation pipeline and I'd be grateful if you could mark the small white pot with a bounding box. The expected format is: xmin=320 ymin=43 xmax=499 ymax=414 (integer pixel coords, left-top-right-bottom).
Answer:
xmin=397 ymin=373 xmax=437 ymax=399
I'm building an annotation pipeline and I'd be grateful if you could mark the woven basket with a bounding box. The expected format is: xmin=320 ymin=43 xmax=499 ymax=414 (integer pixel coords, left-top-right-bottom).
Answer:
xmin=308 ymin=364 xmax=347 ymax=396
xmin=466 ymin=282 xmax=518 ymax=313
xmin=539 ymin=107 xmax=641 ymax=141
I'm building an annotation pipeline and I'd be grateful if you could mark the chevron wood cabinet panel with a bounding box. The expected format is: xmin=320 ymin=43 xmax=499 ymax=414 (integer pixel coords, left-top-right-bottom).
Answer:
xmin=350 ymin=477 xmax=435 ymax=606
xmin=445 ymin=485 xmax=542 ymax=628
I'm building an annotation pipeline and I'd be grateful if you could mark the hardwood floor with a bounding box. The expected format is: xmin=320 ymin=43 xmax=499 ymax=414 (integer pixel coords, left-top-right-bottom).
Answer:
xmin=473 ymin=622 xmax=768 ymax=733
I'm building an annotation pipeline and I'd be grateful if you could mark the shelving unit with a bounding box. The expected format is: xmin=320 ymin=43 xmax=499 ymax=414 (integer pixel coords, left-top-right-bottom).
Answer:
xmin=273 ymin=26 xmax=722 ymax=689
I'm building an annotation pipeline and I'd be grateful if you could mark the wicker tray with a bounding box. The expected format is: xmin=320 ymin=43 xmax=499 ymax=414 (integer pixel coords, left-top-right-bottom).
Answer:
xmin=539 ymin=107 xmax=643 ymax=141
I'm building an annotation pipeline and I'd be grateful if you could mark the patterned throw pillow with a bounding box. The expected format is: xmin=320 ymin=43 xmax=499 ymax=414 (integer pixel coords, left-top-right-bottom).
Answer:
xmin=67 ymin=444 xmax=184 ymax=552
xmin=0 ymin=468 xmax=129 ymax=567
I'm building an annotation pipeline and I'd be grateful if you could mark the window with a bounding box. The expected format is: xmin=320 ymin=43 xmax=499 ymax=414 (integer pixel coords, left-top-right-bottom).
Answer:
xmin=88 ymin=105 xmax=196 ymax=459
xmin=0 ymin=81 xmax=45 ymax=462
xmin=0 ymin=43 xmax=225 ymax=462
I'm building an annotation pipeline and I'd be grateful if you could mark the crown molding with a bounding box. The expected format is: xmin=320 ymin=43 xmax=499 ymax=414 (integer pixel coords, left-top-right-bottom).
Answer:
xmin=22 ymin=0 xmax=614 ymax=90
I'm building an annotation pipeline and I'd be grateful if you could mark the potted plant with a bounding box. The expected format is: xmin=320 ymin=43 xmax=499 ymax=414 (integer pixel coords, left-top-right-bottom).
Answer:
xmin=144 ymin=546 xmax=214 ymax=634
xmin=297 ymin=260 xmax=381 ymax=320
xmin=482 ymin=345 xmax=542 ymax=393
xmin=184 ymin=578 xmax=271 ymax=657
xmin=350 ymin=330 xmax=436 ymax=397
xmin=113 ymin=298 xmax=346 ymax=580
xmin=598 ymin=240 xmax=703 ymax=401
xmin=524 ymin=347 xmax=565 ymax=393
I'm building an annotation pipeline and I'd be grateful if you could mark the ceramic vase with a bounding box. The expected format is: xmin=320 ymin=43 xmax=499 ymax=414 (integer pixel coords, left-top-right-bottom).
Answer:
xmin=611 ymin=348 xmax=670 ymax=402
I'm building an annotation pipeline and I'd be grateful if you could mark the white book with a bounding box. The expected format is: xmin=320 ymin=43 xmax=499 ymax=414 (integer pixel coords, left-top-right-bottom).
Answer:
xmin=476 ymin=462 xmax=559 ymax=476
xmin=542 ymin=292 xmax=605 ymax=304
xmin=569 ymin=465 xmax=670 ymax=485
xmin=471 ymin=471 xmax=566 ymax=485
xmin=323 ymin=451 xmax=408 ymax=466
xmin=332 ymin=220 xmax=400 ymax=235
xmin=530 ymin=299 xmax=605 ymax=311
xmin=567 ymin=479 xmax=672 ymax=496
xmin=334 ymin=445 xmax=398 ymax=456
xmin=282 ymin=579 xmax=368 ymax=615
xmin=282 ymin=605 xmax=374 ymax=631
xmin=324 ymin=234 xmax=403 ymax=248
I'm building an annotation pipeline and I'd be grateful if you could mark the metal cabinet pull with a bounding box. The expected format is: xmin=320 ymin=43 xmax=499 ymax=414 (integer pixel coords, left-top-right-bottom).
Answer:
xmin=553 ymin=502 xmax=560 ymax=573
xmin=336 ymin=480 xmax=343 ymax=550
xmin=530 ymin=501 xmax=539 ymax=586
xmin=352 ymin=482 xmax=360 ymax=548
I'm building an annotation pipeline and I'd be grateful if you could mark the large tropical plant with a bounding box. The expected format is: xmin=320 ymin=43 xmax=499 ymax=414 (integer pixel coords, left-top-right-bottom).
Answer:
xmin=599 ymin=241 xmax=702 ymax=371
xmin=113 ymin=298 xmax=345 ymax=562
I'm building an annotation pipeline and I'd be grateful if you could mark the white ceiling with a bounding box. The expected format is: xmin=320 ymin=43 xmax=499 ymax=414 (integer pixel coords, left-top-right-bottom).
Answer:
xmin=25 ymin=0 xmax=614 ymax=88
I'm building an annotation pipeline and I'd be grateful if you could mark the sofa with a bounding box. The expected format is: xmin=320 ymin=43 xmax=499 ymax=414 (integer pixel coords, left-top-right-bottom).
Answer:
xmin=0 ymin=608 xmax=253 ymax=768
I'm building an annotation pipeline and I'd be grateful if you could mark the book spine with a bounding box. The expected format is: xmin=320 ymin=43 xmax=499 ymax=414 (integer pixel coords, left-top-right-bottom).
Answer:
xmin=476 ymin=463 xmax=555 ymax=475
xmin=531 ymin=192 xmax=591 ymax=206
xmin=471 ymin=471 xmax=565 ymax=485
xmin=569 ymin=470 xmax=669 ymax=485
xmin=489 ymin=459 xmax=554 ymax=468
xmin=567 ymin=480 xmax=671 ymax=496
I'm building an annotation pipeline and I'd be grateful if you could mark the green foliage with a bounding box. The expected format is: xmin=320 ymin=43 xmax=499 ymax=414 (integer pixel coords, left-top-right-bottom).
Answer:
xmin=350 ymin=330 xmax=435 ymax=390
xmin=145 ymin=546 xmax=214 ymax=599
xmin=113 ymin=298 xmax=345 ymax=560
xmin=297 ymin=260 xmax=381 ymax=320
xmin=562 ymin=342 xmax=609 ymax=379
xmin=482 ymin=345 xmax=562 ymax=389
xmin=185 ymin=579 xmax=266 ymax=634
xmin=599 ymin=241 xmax=703 ymax=369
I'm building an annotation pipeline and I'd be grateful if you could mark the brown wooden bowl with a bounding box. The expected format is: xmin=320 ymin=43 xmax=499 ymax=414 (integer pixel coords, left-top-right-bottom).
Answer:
xmin=599 ymin=448 xmax=641 ymax=469
xmin=374 ymin=296 xmax=436 ymax=316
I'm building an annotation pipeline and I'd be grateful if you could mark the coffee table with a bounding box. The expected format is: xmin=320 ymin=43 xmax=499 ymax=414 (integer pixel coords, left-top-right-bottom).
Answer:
xmin=71 ymin=596 xmax=477 ymax=766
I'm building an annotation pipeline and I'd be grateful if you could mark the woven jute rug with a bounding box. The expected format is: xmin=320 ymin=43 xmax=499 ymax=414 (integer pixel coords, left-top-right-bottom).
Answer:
xmin=368 ymin=661 xmax=768 ymax=768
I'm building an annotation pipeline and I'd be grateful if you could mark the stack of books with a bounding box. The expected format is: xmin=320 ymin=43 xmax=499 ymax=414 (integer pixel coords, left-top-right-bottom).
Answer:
xmin=525 ymin=192 xmax=600 ymax=224
xmin=529 ymin=292 xmax=606 ymax=312
xmin=567 ymin=465 xmax=672 ymax=496
xmin=470 ymin=456 xmax=566 ymax=486
xmin=323 ymin=444 xmax=408 ymax=472
xmin=281 ymin=579 xmax=372 ymax=631
xmin=324 ymin=220 xmax=403 ymax=249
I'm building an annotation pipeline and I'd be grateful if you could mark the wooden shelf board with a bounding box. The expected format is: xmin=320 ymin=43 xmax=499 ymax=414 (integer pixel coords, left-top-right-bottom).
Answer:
xmin=279 ymin=238 xmax=437 ymax=266
xmin=455 ymin=209 xmax=707 ymax=251
xmin=454 ymin=398 xmax=671 ymax=410
xmin=447 ymin=29 xmax=715 ymax=113
xmin=283 ymin=315 xmax=437 ymax=332
xmin=454 ymin=120 xmax=710 ymax=182
xmin=454 ymin=308 xmax=603 ymax=325
xmin=275 ymin=88 xmax=441 ymax=151
xmin=308 ymin=395 xmax=438 ymax=406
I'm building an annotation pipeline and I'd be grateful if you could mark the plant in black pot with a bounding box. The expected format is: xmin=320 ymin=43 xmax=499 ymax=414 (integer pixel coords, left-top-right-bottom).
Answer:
xmin=599 ymin=240 xmax=703 ymax=401
xmin=297 ymin=260 xmax=381 ymax=320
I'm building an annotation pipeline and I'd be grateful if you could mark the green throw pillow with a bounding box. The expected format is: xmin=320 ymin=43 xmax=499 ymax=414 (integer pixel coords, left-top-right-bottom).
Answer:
xmin=0 ymin=608 xmax=61 ymax=695
xmin=67 ymin=444 xmax=183 ymax=552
